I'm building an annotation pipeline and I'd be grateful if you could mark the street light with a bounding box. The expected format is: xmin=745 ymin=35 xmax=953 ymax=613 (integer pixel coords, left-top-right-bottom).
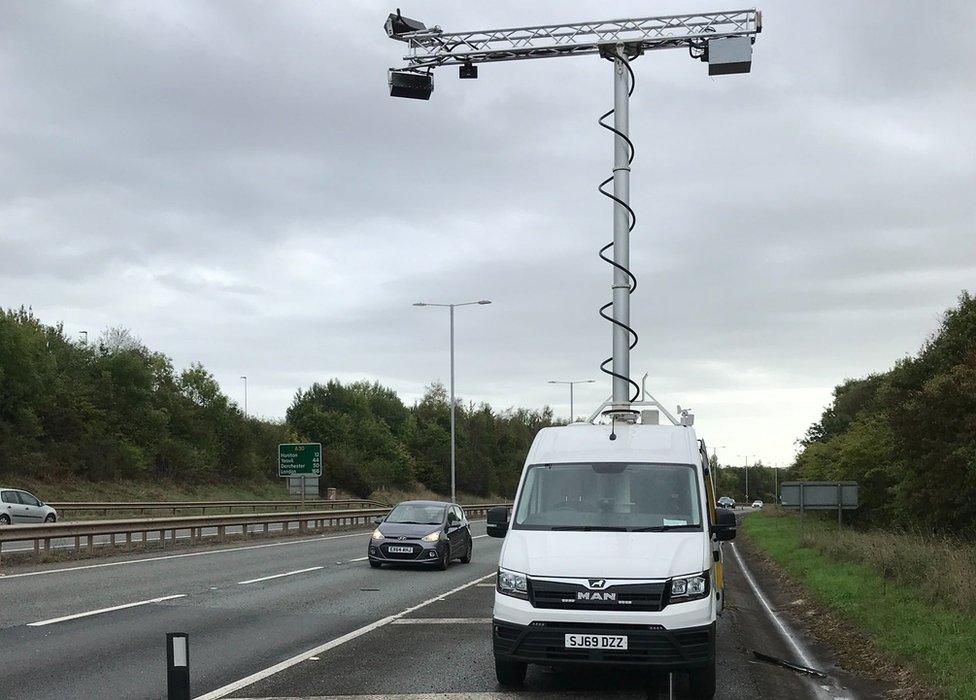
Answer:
xmin=240 ymin=376 xmax=248 ymax=418
xmin=548 ymin=379 xmax=595 ymax=423
xmin=413 ymin=299 xmax=492 ymax=502
xmin=739 ymin=455 xmax=751 ymax=502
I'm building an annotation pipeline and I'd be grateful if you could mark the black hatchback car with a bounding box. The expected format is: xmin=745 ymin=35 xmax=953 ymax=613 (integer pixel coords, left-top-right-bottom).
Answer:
xmin=368 ymin=500 xmax=472 ymax=570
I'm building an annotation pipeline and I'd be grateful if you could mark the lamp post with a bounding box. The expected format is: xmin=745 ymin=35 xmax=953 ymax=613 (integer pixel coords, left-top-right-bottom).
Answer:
xmin=240 ymin=376 xmax=248 ymax=418
xmin=413 ymin=299 xmax=492 ymax=502
xmin=739 ymin=455 xmax=751 ymax=502
xmin=547 ymin=380 xmax=595 ymax=423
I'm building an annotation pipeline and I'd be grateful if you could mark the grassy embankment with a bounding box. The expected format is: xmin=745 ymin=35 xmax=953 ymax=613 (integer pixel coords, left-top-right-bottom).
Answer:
xmin=742 ymin=508 xmax=976 ymax=699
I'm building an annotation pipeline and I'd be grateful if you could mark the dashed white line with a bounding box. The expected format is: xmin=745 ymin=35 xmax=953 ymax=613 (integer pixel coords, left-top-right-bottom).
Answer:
xmin=28 ymin=594 xmax=186 ymax=627
xmin=194 ymin=572 xmax=494 ymax=700
xmin=237 ymin=566 xmax=324 ymax=585
xmin=392 ymin=617 xmax=491 ymax=624
xmin=0 ymin=531 xmax=368 ymax=580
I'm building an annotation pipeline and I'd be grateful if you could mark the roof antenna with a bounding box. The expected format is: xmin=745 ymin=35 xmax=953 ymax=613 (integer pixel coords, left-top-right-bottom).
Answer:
xmin=609 ymin=415 xmax=617 ymax=441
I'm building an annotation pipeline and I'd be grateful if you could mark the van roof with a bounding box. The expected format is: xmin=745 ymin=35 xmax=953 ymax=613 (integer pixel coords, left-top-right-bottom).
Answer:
xmin=525 ymin=422 xmax=700 ymax=466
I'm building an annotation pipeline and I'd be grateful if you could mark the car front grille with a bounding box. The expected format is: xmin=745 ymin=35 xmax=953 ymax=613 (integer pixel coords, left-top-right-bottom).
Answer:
xmin=529 ymin=579 xmax=667 ymax=612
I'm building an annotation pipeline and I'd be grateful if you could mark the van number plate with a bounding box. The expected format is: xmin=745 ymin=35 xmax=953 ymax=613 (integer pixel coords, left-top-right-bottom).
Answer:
xmin=388 ymin=546 xmax=413 ymax=553
xmin=564 ymin=634 xmax=628 ymax=650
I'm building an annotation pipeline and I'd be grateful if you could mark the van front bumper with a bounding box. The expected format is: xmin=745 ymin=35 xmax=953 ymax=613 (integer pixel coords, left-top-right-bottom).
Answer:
xmin=492 ymin=619 xmax=715 ymax=668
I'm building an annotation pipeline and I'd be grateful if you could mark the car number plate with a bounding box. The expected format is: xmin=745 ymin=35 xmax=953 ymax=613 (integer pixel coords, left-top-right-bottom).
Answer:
xmin=564 ymin=634 xmax=628 ymax=650
xmin=388 ymin=546 xmax=413 ymax=553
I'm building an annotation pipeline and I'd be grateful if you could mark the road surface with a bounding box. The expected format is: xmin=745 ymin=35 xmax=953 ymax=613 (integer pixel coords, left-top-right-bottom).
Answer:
xmin=0 ymin=519 xmax=874 ymax=699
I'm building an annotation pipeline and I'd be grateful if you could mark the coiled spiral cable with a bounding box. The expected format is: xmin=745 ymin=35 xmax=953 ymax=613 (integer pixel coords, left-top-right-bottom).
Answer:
xmin=597 ymin=52 xmax=641 ymax=403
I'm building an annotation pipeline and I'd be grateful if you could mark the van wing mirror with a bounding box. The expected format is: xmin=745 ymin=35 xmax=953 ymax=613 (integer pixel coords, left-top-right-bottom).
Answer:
xmin=486 ymin=506 xmax=510 ymax=538
xmin=713 ymin=508 xmax=737 ymax=541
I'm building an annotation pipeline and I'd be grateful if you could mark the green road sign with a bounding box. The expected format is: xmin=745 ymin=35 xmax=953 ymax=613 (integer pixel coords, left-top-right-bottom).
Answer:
xmin=278 ymin=443 xmax=322 ymax=477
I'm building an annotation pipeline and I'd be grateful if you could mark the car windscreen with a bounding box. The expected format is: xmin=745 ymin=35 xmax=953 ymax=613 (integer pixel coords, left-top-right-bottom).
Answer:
xmin=512 ymin=462 xmax=702 ymax=532
xmin=384 ymin=504 xmax=446 ymax=525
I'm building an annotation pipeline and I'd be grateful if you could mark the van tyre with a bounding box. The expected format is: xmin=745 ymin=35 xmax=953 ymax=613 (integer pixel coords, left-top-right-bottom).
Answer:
xmin=494 ymin=657 xmax=526 ymax=687
xmin=460 ymin=536 xmax=472 ymax=563
xmin=685 ymin=659 xmax=716 ymax=698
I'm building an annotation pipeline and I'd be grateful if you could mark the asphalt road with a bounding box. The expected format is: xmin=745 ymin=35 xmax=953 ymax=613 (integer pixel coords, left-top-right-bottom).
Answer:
xmin=0 ymin=516 xmax=870 ymax=699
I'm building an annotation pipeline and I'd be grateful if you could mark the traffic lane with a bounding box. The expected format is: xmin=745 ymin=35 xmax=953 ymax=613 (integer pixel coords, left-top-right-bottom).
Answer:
xmin=0 ymin=527 xmax=375 ymax=628
xmin=230 ymin=547 xmax=835 ymax=699
xmin=0 ymin=534 xmax=502 ymax=700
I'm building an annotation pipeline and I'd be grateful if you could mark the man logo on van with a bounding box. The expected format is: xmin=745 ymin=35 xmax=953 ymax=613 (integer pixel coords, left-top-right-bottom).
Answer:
xmin=587 ymin=579 xmax=607 ymax=589
xmin=577 ymin=591 xmax=617 ymax=601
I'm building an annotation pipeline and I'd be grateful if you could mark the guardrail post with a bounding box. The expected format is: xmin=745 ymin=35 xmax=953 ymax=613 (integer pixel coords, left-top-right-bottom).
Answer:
xmin=126 ymin=532 xmax=132 ymax=550
xmin=217 ymin=525 xmax=225 ymax=543
xmin=166 ymin=632 xmax=190 ymax=700
xmin=87 ymin=535 xmax=94 ymax=554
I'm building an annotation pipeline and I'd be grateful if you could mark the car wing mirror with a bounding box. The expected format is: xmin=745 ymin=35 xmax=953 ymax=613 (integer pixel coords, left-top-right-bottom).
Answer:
xmin=713 ymin=507 xmax=737 ymax=541
xmin=486 ymin=506 xmax=511 ymax=538
xmin=373 ymin=516 xmax=385 ymax=526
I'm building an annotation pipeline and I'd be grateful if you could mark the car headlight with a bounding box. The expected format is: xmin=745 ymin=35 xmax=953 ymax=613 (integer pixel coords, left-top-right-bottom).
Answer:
xmin=497 ymin=567 xmax=529 ymax=600
xmin=669 ymin=572 xmax=709 ymax=601
xmin=421 ymin=530 xmax=445 ymax=542
xmin=371 ymin=529 xmax=385 ymax=540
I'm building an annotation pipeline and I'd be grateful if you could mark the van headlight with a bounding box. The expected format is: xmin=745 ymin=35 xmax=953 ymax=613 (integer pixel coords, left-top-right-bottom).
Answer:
xmin=497 ymin=568 xmax=529 ymax=600
xmin=421 ymin=530 xmax=445 ymax=542
xmin=371 ymin=529 xmax=385 ymax=540
xmin=669 ymin=572 xmax=709 ymax=602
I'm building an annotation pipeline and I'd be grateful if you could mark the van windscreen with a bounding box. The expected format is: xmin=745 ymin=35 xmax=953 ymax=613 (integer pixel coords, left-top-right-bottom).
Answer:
xmin=512 ymin=463 xmax=702 ymax=532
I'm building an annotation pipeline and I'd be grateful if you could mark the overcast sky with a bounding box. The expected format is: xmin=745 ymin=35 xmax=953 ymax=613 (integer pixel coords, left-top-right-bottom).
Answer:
xmin=2 ymin=1 xmax=974 ymax=467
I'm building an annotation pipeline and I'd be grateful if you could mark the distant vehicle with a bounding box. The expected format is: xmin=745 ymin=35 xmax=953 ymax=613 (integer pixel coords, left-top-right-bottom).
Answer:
xmin=367 ymin=500 xmax=472 ymax=570
xmin=0 ymin=489 xmax=58 ymax=524
xmin=751 ymin=500 xmax=764 ymax=509
xmin=717 ymin=496 xmax=735 ymax=509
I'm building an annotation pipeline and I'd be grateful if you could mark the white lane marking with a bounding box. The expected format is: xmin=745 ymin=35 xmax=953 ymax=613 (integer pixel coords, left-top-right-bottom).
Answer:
xmin=0 ymin=520 xmax=489 ymax=580
xmin=728 ymin=543 xmax=817 ymax=669
xmin=194 ymin=572 xmax=495 ymax=700
xmin=348 ymin=556 xmax=369 ymax=562
xmin=0 ymin=531 xmax=368 ymax=580
xmin=476 ymin=583 xmax=495 ymax=587
xmin=28 ymin=594 xmax=186 ymax=627
xmin=392 ymin=617 xmax=491 ymax=624
xmin=237 ymin=566 xmax=323 ymax=585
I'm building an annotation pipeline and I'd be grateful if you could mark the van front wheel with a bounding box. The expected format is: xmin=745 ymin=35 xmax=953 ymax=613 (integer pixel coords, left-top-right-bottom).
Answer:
xmin=685 ymin=658 xmax=716 ymax=698
xmin=494 ymin=657 xmax=526 ymax=687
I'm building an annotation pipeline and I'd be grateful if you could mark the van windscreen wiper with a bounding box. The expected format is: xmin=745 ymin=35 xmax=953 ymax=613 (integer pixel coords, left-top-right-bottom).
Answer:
xmin=550 ymin=526 xmax=628 ymax=531
xmin=630 ymin=524 xmax=701 ymax=532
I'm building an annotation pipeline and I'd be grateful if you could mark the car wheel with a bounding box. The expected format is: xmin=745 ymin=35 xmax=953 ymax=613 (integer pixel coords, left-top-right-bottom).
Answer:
xmin=369 ymin=559 xmax=382 ymax=568
xmin=460 ymin=536 xmax=472 ymax=563
xmin=437 ymin=545 xmax=450 ymax=571
xmin=0 ymin=514 xmax=9 ymax=526
xmin=44 ymin=514 xmax=57 ymax=523
xmin=494 ymin=657 xmax=526 ymax=687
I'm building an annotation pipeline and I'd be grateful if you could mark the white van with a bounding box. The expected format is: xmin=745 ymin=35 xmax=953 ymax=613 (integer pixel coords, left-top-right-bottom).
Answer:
xmin=486 ymin=421 xmax=735 ymax=698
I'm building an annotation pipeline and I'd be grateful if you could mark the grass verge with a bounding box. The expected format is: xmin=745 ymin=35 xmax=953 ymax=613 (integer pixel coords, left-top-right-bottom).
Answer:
xmin=742 ymin=509 xmax=976 ymax=699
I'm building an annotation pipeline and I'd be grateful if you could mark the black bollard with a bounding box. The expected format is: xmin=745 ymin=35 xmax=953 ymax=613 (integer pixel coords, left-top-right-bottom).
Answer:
xmin=166 ymin=632 xmax=190 ymax=700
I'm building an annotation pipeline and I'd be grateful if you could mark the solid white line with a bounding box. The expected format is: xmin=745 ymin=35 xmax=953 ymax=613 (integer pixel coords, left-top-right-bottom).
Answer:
xmin=348 ymin=556 xmax=369 ymax=562
xmin=194 ymin=572 xmax=494 ymax=700
xmin=28 ymin=594 xmax=186 ymax=627
xmin=237 ymin=566 xmax=323 ymax=585
xmin=0 ymin=531 xmax=368 ymax=580
xmin=728 ymin=543 xmax=818 ymax=669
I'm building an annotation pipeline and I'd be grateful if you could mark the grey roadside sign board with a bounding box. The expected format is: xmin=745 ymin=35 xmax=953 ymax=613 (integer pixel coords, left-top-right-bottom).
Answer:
xmin=780 ymin=481 xmax=858 ymax=509
xmin=278 ymin=443 xmax=323 ymax=477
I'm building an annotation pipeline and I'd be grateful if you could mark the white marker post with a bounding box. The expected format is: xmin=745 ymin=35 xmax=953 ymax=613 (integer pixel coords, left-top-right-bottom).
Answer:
xmin=166 ymin=632 xmax=190 ymax=700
